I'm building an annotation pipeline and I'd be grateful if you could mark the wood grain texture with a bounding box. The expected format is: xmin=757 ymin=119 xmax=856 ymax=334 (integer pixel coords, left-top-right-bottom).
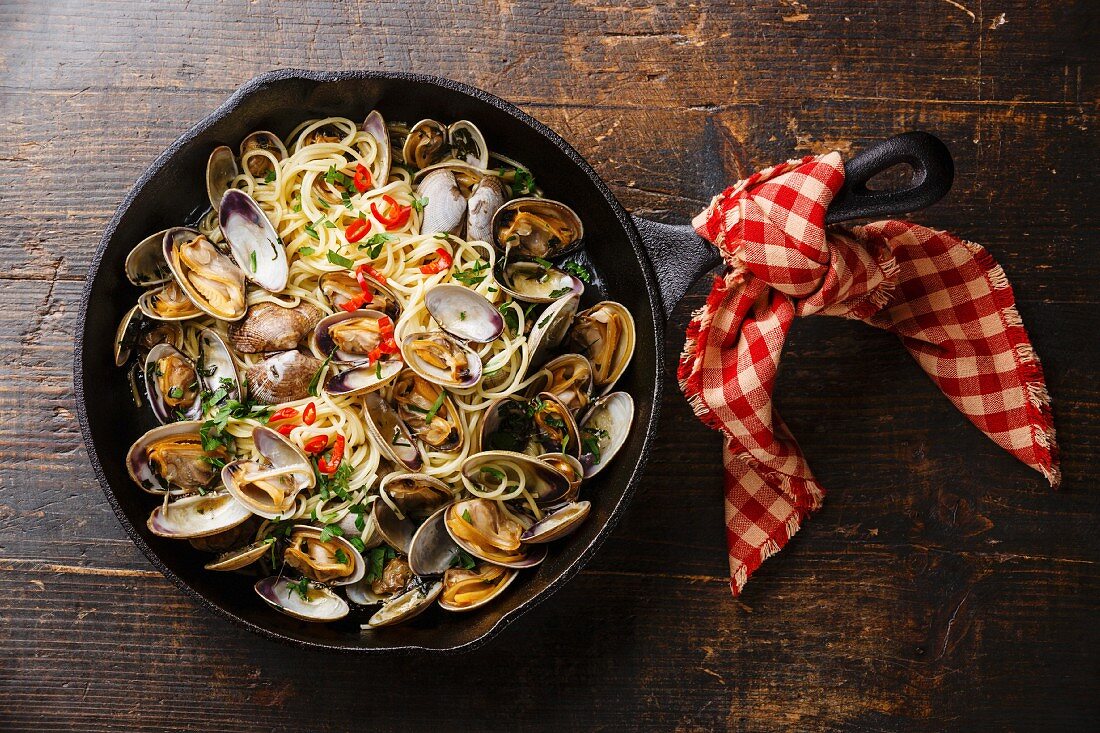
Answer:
xmin=0 ymin=0 xmax=1097 ymax=731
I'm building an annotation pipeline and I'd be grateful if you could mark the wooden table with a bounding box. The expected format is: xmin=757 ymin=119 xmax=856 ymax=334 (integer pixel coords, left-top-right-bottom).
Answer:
xmin=2 ymin=1 xmax=1096 ymax=730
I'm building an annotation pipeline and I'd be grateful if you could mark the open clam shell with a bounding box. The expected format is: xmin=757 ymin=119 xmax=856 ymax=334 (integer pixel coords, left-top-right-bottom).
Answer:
xmin=478 ymin=392 xmax=580 ymax=458
xmin=143 ymin=343 xmax=202 ymax=424
xmin=424 ymin=284 xmax=504 ymax=344
xmin=392 ymin=371 xmax=463 ymax=452
xmin=444 ymin=498 xmax=547 ymax=569
xmin=366 ymin=580 xmax=443 ymax=628
xmin=283 ymin=525 xmax=365 ymax=586
xmin=319 ymin=271 xmax=401 ymax=319
xmin=525 ymin=353 xmax=594 ymax=414
xmin=492 ymin=197 xmax=584 ymax=259
xmin=125 ymin=229 xmax=174 ymax=286
xmin=362 ymin=110 xmax=391 ymax=187
xmin=566 ymin=300 xmax=636 ymax=395
xmin=163 ymin=227 xmax=247 ymax=322
xmin=372 ymin=499 xmax=415 ymax=555
xmin=362 ymin=391 xmax=423 ymax=472
xmin=461 ymin=451 xmax=571 ymax=507
xmin=447 ymin=120 xmax=489 ymax=169
xmin=222 ymin=425 xmax=314 ymax=519
xmin=206 ymin=145 xmax=239 ymax=212
xmin=407 ymin=504 xmax=461 ymax=577
xmin=219 ymin=188 xmax=289 ymax=293
xmin=198 ymin=327 xmax=240 ymax=400
xmin=402 ymin=119 xmax=448 ymax=169
xmin=380 ymin=473 xmax=454 ymax=520
xmin=255 ymin=576 xmax=349 ymax=623
xmin=400 ymin=330 xmax=482 ymax=389
xmin=204 ymin=540 xmax=271 ymax=571
xmin=525 ymin=291 xmax=581 ymax=369
xmin=147 ymin=491 xmax=252 ymax=539
xmin=325 ymin=359 xmax=403 ymax=397
xmin=537 ymin=452 xmax=585 ymax=501
xmin=520 ymin=501 xmax=591 ymax=544
xmin=494 ymin=258 xmax=584 ymax=304
xmin=137 ymin=280 xmax=203 ymax=322
xmin=239 ymin=130 xmax=287 ymax=179
xmin=578 ymin=391 xmax=634 ymax=478
xmin=115 ymin=305 xmax=141 ymax=367
xmin=126 ymin=421 xmax=227 ymax=496
xmin=313 ymin=309 xmax=392 ymax=362
xmin=439 ymin=562 xmax=517 ymax=612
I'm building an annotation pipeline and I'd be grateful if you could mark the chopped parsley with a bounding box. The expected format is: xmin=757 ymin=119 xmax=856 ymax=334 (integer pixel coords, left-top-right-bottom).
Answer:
xmin=365 ymin=545 xmax=398 ymax=582
xmin=412 ymin=196 xmax=428 ymax=213
xmin=547 ymin=287 xmax=572 ymax=299
xmin=249 ymin=250 xmax=257 ymax=272
xmin=461 ymin=509 xmax=473 ymax=524
xmin=263 ymin=170 xmax=277 ymax=183
xmin=451 ymin=550 xmax=477 ymax=570
xmin=424 ymin=390 xmax=447 ymax=423
xmin=334 ymin=548 xmax=349 ymax=564
xmin=358 ymin=232 xmax=395 ymax=258
xmin=286 ymin=577 xmax=311 ymax=602
xmin=562 ymin=260 xmax=592 ymax=283
xmin=452 ymin=260 xmax=488 ymax=286
xmin=168 ymin=386 xmax=184 ymax=399
xmin=298 ymin=246 xmax=316 ymax=256
xmin=304 ymin=223 xmax=320 ymax=240
xmin=308 ymin=349 xmax=336 ymax=397
xmin=326 ymin=250 xmax=354 ymax=268
xmin=319 ymin=523 xmax=344 ymax=543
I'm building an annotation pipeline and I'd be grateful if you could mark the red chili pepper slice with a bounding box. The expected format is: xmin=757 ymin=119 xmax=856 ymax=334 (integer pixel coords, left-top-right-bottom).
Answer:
xmin=339 ymin=293 xmax=368 ymax=312
xmin=367 ymin=346 xmax=383 ymax=364
xmin=345 ymin=218 xmax=370 ymax=243
xmin=355 ymin=263 xmax=388 ymax=285
xmin=379 ymin=336 xmax=399 ymax=355
xmin=270 ymin=407 xmax=299 ymax=422
xmin=353 ymin=164 xmax=372 ymax=193
xmin=377 ymin=315 xmax=394 ymax=338
xmin=276 ymin=424 xmax=296 ymax=436
xmin=302 ymin=402 xmax=317 ymax=425
xmin=371 ymin=195 xmax=411 ymax=230
xmin=419 ymin=247 xmax=454 ymax=275
xmin=317 ymin=434 xmax=345 ymax=475
xmin=304 ymin=435 xmax=329 ymax=454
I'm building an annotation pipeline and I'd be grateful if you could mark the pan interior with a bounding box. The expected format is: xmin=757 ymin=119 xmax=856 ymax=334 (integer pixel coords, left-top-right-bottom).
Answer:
xmin=78 ymin=71 xmax=661 ymax=651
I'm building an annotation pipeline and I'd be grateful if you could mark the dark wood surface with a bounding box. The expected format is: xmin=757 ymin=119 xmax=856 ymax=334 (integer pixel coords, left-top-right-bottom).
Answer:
xmin=1 ymin=1 xmax=1097 ymax=730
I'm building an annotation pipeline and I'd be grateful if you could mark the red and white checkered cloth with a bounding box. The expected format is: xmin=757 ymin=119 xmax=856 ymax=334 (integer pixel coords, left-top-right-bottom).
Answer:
xmin=678 ymin=151 xmax=1059 ymax=596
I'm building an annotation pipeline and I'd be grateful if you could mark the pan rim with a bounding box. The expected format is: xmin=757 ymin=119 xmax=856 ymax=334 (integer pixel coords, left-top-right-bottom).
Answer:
xmin=74 ymin=68 xmax=665 ymax=654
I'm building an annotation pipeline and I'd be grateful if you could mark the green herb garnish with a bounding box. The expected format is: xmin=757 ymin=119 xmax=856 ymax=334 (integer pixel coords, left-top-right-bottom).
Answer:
xmin=326 ymin=250 xmax=354 ymax=268
xmin=424 ymin=390 xmax=447 ymax=423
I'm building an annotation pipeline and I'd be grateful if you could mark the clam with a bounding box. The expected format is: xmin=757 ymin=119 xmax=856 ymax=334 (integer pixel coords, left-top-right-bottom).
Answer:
xmin=283 ymin=525 xmax=365 ymax=586
xmin=255 ymin=576 xmax=349 ymax=623
xmin=244 ymin=350 xmax=322 ymax=405
xmin=143 ymin=343 xmax=202 ymax=424
xmin=118 ymin=307 xmax=185 ymax=366
xmin=479 ymin=393 xmax=580 ymax=457
xmin=416 ymin=168 xmax=465 ymax=236
xmin=520 ymin=501 xmax=591 ymax=544
xmin=492 ymin=197 xmax=584 ymax=259
xmin=537 ymin=452 xmax=584 ymax=502
xmin=114 ymin=305 xmax=141 ymax=367
xmin=197 ymin=328 xmax=240 ymax=400
xmin=137 ymin=279 xmax=202 ymax=322
xmin=228 ymin=301 xmax=324 ymax=354
xmin=336 ymin=505 xmax=383 ymax=551
xmin=444 ymin=498 xmax=546 ymax=569
xmin=400 ymin=331 xmax=482 ymax=389
xmin=407 ymin=505 xmax=461 ymax=577
xmin=325 ymin=359 xmax=403 ymax=397
xmin=346 ymin=555 xmax=415 ymax=606
xmin=525 ymin=291 xmax=581 ymax=368
xmin=147 ymin=491 xmax=252 ymax=539
xmin=125 ymin=229 xmax=174 ymax=286
xmin=126 ymin=422 xmax=228 ymax=496
xmin=365 ymin=580 xmax=443 ymax=628
xmin=189 ymin=517 xmax=260 ymax=553
xmin=447 ymin=120 xmax=489 ymax=169
xmin=319 ymin=271 xmax=401 ymax=319
xmin=578 ymin=391 xmax=634 ymax=478
xmin=392 ymin=371 xmax=463 ymax=452
xmin=402 ymin=119 xmax=448 ymax=169
xmin=239 ymin=131 xmax=287 ymax=179
xmin=461 ymin=451 xmax=571 ymax=507
xmin=466 ymin=175 xmax=506 ymax=243
xmin=204 ymin=540 xmax=271 ymax=571
xmin=163 ymin=227 xmax=247 ymax=321
xmin=206 ymin=145 xmax=239 ymax=212
xmin=439 ymin=563 xmax=517 ymax=612
xmin=525 ymin=353 xmax=594 ymax=414
xmin=381 ymin=473 xmax=453 ymax=520
xmin=313 ymin=309 xmax=391 ymax=362
xmin=361 ymin=110 xmax=391 ymax=187
xmin=495 ymin=257 xmax=584 ymax=304
xmin=565 ymin=301 xmax=635 ymax=394
xmin=424 ymin=284 xmax=504 ymax=344
xmin=222 ymin=425 xmax=314 ymax=519
xmin=371 ymin=500 xmax=415 ymax=555
xmin=362 ymin=391 xmax=422 ymax=472
xmin=219 ymin=188 xmax=289 ymax=293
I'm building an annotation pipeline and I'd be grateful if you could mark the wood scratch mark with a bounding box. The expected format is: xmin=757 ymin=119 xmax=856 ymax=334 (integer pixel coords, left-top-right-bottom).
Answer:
xmin=941 ymin=0 xmax=976 ymax=21
xmin=783 ymin=13 xmax=810 ymax=22
xmin=0 ymin=559 xmax=161 ymax=578
xmin=940 ymin=588 xmax=972 ymax=657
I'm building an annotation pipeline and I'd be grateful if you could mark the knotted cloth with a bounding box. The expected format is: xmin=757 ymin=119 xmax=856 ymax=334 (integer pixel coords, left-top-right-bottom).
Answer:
xmin=678 ymin=151 xmax=1059 ymax=596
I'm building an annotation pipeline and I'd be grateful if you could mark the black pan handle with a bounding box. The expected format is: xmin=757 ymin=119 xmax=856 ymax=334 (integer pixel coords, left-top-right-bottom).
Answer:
xmin=633 ymin=131 xmax=954 ymax=319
